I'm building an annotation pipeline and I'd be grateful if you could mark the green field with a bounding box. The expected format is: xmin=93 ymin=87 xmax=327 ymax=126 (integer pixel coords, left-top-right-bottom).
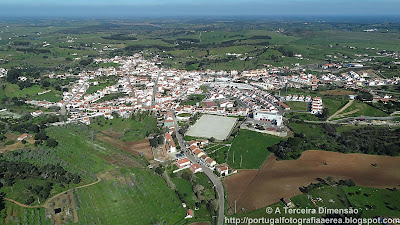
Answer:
xmin=323 ymin=97 xmax=349 ymax=116
xmin=177 ymin=113 xmax=192 ymax=117
xmin=31 ymin=90 xmax=63 ymax=102
xmin=2 ymin=202 xmax=51 ymax=225
xmin=208 ymin=146 xmax=230 ymax=165
xmin=90 ymin=114 xmax=158 ymax=142
xmin=1 ymin=124 xmax=189 ymax=224
xmin=230 ymin=185 xmax=400 ymax=224
xmin=343 ymin=186 xmax=400 ymax=218
xmin=336 ymin=100 xmax=388 ymax=118
xmin=74 ymin=169 xmax=185 ymax=225
xmin=85 ymin=80 xmax=117 ymax=95
xmin=2 ymin=83 xmax=46 ymax=98
xmin=285 ymin=101 xmax=308 ymax=111
xmin=227 ymin=129 xmax=283 ymax=169
xmin=169 ymin=169 xmax=218 ymax=223
xmin=182 ymin=94 xmax=206 ymax=106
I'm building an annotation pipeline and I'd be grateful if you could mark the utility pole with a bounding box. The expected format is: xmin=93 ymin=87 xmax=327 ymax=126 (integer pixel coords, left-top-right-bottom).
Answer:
xmin=235 ymin=200 xmax=237 ymax=214
xmin=233 ymin=151 xmax=235 ymax=164
xmin=240 ymin=155 xmax=243 ymax=168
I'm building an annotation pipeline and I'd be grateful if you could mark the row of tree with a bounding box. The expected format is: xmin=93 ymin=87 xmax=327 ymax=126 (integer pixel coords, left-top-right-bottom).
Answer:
xmin=268 ymin=124 xmax=400 ymax=160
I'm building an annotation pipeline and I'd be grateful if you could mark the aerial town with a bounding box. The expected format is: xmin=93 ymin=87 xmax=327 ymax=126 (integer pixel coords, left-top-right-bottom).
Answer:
xmin=9 ymin=53 xmax=396 ymax=177
xmin=1 ymin=14 xmax=400 ymax=225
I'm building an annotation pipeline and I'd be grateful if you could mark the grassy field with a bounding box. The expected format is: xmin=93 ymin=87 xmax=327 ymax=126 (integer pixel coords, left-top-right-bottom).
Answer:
xmin=74 ymin=168 xmax=185 ymax=225
xmin=229 ymin=185 xmax=400 ymax=223
xmin=2 ymin=83 xmax=47 ymax=98
xmin=170 ymin=169 xmax=217 ymax=223
xmin=2 ymin=202 xmax=51 ymax=225
xmin=1 ymin=82 xmax=63 ymax=103
xmin=30 ymin=90 xmax=63 ymax=102
xmin=343 ymin=186 xmax=400 ymax=218
xmin=336 ymin=100 xmax=388 ymax=118
xmin=182 ymin=94 xmax=206 ymax=106
xmin=90 ymin=115 xmax=158 ymax=142
xmin=208 ymin=145 xmax=230 ymax=164
xmin=85 ymin=80 xmax=117 ymax=95
xmin=1 ymin=124 xmax=188 ymax=224
xmin=323 ymin=97 xmax=349 ymax=117
xmin=177 ymin=113 xmax=192 ymax=117
xmin=285 ymin=101 xmax=308 ymax=111
xmin=227 ymin=130 xmax=283 ymax=169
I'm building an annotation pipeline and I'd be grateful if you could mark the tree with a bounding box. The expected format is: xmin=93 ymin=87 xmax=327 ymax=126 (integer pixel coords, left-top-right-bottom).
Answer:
xmin=155 ymin=165 xmax=164 ymax=175
xmin=358 ymin=92 xmax=373 ymax=101
xmin=207 ymin=199 xmax=219 ymax=214
xmin=6 ymin=69 xmax=20 ymax=84
xmin=46 ymin=138 xmax=58 ymax=148
xmin=34 ymin=131 xmax=48 ymax=141
xmin=193 ymin=184 xmax=204 ymax=194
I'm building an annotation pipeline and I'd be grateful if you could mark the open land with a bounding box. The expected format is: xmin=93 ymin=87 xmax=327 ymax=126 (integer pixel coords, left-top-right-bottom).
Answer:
xmin=96 ymin=133 xmax=153 ymax=160
xmin=224 ymin=150 xmax=400 ymax=211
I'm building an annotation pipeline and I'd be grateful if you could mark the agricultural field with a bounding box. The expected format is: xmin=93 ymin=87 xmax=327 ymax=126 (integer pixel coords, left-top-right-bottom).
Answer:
xmin=227 ymin=129 xmax=283 ymax=169
xmin=224 ymin=150 xmax=400 ymax=212
xmin=2 ymin=202 xmax=51 ymax=225
xmin=74 ymin=168 xmax=185 ymax=225
xmin=228 ymin=185 xmax=400 ymax=222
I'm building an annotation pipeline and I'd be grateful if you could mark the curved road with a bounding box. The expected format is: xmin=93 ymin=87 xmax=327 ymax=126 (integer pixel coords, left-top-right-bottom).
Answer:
xmin=170 ymin=110 xmax=225 ymax=225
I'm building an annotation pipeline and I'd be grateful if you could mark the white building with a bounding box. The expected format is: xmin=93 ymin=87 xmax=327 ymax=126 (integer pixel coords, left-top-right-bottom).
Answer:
xmin=311 ymin=97 xmax=323 ymax=115
xmin=253 ymin=110 xmax=283 ymax=126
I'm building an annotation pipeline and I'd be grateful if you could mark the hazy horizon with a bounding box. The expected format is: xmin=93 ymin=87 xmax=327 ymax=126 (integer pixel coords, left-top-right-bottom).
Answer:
xmin=1 ymin=0 xmax=400 ymax=18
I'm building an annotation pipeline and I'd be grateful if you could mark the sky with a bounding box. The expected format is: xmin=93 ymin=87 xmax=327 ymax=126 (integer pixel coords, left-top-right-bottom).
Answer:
xmin=0 ymin=0 xmax=399 ymax=17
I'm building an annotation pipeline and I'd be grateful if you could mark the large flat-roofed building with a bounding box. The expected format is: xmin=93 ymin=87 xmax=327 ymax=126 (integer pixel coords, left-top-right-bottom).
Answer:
xmin=253 ymin=110 xmax=283 ymax=126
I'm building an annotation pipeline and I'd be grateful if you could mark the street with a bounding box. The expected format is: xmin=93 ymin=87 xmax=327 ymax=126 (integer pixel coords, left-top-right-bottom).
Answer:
xmin=170 ymin=110 xmax=225 ymax=225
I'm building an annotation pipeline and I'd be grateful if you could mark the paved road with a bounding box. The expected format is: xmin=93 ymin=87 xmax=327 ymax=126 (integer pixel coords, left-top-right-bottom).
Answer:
xmin=151 ymin=72 xmax=160 ymax=106
xmin=305 ymin=115 xmax=400 ymax=124
xmin=170 ymin=110 xmax=225 ymax=225
xmin=59 ymin=80 xmax=88 ymax=116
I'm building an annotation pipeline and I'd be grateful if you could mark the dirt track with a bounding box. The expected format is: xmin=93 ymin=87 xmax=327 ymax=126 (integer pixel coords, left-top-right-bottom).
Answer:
xmin=224 ymin=150 xmax=400 ymax=212
xmin=327 ymin=99 xmax=354 ymax=121
xmin=5 ymin=178 xmax=101 ymax=209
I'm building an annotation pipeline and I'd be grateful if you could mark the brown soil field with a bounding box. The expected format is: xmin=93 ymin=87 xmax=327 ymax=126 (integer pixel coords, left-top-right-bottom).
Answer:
xmin=224 ymin=150 xmax=400 ymax=212
xmin=97 ymin=132 xmax=153 ymax=160
xmin=320 ymin=89 xmax=355 ymax=96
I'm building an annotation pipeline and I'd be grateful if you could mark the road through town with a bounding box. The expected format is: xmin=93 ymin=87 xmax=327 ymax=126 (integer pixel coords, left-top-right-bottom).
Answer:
xmin=170 ymin=111 xmax=225 ymax=225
